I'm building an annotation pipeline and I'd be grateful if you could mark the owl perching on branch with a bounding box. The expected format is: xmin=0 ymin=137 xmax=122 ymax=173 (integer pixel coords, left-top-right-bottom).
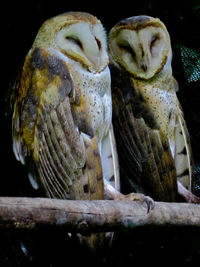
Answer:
xmin=109 ymin=15 xmax=200 ymax=203
xmin=11 ymin=12 xmax=154 ymax=249
xmin=12 ymin=11 xmax=114 ymax=201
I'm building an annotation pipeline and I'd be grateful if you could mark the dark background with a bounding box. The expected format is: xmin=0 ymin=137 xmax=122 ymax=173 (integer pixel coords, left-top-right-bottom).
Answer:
xmin=1 ymin=0 xmax=200 ymax=266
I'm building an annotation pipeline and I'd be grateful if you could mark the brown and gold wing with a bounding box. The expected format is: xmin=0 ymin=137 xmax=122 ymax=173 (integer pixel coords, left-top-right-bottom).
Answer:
xmin=12 ymin=47 xmax=103 ymax=200
xmin=110 ymin=65 xmax=178 ymax=202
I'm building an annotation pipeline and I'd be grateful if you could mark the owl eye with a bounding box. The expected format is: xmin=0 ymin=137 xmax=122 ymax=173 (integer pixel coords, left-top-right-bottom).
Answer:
xmin=65 ymin=36 xmax=83 ymax=50
xmin=118 ymin=43 xmax=136 ymax=60
xmin=95 ymin=37 xmax=102 ymax=50
xmin=150 ymin=35 xmax=159 ymax=49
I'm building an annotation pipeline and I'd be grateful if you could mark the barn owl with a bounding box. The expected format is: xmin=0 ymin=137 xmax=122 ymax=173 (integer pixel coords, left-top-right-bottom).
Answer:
xmin=109 ymin=15 xmax=200 ymax=203
xmin=11 ymin=12 xmax=153 ymax=250
xmin=11 ymin=11 xmax=120 ymax=249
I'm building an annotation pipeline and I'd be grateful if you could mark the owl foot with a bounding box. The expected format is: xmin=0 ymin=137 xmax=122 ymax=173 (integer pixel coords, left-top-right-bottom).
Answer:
xmin=116 ymin=193 xmax=155 ymax=213
xmin=178 ymin=182 xmax=200 ymax=203
xmin=104 ymin=180 xmax=155 ymax=212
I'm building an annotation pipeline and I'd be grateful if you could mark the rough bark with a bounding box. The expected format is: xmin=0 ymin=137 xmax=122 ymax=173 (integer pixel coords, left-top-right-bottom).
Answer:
xmin=0 ymin=197 xmax=199 ymax=232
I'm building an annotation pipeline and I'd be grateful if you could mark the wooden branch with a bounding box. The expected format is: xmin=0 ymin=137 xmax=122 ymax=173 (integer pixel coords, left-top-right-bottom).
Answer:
xmin=0 ymin=197 xmax=199 ymax=232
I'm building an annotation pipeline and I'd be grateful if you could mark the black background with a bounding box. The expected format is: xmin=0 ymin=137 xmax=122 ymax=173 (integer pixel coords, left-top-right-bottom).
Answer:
xmin=1 ymin=0 xmax=200 ymax=266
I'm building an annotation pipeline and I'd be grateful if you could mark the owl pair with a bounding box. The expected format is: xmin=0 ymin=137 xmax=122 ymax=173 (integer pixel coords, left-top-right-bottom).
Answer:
xmin=12 ymin=12 xmax=199 ymax=214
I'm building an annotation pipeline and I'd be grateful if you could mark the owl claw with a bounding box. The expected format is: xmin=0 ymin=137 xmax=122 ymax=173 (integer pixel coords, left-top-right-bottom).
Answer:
xmin=116 ymin=193 xmax=155 ymax=213
xmin=142 ymin=195 xmax=155 ymax=213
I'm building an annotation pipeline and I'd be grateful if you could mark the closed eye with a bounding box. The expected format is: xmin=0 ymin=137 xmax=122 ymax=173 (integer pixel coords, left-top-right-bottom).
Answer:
xmin=95 ymin=37 xmax=102 ymax=50
xmin=118 ymin=43 xmax=136 ymax=60
xmin=65 ymin=36 xmax=83 ymax=50
xmin=150 ymin=35 xmax=159 ymax=50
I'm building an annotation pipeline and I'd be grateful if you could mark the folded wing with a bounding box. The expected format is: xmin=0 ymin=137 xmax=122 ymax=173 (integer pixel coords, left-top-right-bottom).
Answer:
xmin=111 ymin=65 xmax=178 ymax=201
xmin=12 ymin=47 xmax=104 ymax=200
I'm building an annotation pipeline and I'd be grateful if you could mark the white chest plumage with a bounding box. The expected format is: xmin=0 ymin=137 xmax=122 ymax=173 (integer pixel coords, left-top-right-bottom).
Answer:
xmin=74 ymin=66 xmax=112 ymax=142
xmin=139 ymin=84 xmax=179 ymax=152
xmin=54 ymin=49 xmax=112 ymax=142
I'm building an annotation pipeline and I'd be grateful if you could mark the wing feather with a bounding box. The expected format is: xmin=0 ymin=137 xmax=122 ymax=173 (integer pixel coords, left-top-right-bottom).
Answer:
xmin=40 ymin=136 xmax=70 ymax=197
xmin=43 ymin=116 xmax=74 ymax=184
xmin=41 ymin=133 xmax=71 ymax=190
xmin=49 ymin=109 xmax=78 ymax=170
xmin=38 ymin=162 xmax=53 ymax=198
xmin=39 ymin=150 xmax=65 ymax=198
xmin=57 ymin=98 xmax=86 ymax=168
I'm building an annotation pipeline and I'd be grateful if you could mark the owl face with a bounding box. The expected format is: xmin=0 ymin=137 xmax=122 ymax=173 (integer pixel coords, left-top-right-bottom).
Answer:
xmin=109 ymin=16 xmax=171 ymax=79
xmin=33 ymin=12 xmax=108 ymax=73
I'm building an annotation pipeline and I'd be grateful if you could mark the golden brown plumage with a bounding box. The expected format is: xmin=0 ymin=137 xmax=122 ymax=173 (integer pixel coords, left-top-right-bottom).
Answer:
xmin=12 ymin=12 xmax=155 ymax=226
xmin=12 ymin=46 xmax=104 ymax=201
xmin=12 ymin=12 xmax=119 ymax=250
xmin=109 ymin=15 xmax=200 ymax=203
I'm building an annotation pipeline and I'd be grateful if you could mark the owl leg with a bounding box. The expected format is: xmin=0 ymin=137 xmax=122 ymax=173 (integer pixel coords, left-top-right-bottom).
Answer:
xmin=104 ymin=179 xmax=154 ymax=213
xmin=178 ymin=182 xmax=200 ymax=203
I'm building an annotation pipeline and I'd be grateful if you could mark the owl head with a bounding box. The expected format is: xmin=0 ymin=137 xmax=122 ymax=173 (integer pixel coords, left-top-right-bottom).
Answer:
xmin=109 ymin=15 xmax=171 ymax=79
xmin=32 ymin=12 xmax=108 ymax=73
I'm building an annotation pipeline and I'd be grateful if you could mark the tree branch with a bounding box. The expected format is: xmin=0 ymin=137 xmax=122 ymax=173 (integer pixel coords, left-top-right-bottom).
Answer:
xmin=0 ymin=197 xmax=199 ymax=232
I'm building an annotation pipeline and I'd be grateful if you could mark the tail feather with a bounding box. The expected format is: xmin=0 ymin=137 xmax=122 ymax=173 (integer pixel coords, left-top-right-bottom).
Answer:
xmin=101 ymin=126 xmax=120 ymax=191
xmin=174 ymin=114 xmax=193 ymax=191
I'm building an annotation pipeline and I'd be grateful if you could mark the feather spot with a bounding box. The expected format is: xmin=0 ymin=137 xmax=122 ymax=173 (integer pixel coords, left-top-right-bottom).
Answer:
xmin=109 ymin=175 xmax=114 ymax=182
xmin=177 ymin=169 xmax=189 ymax=178
xmin=178 ymin=147 xmax=187 ymax=155
xmin=83 ymin=184 xmax=89 ymax=193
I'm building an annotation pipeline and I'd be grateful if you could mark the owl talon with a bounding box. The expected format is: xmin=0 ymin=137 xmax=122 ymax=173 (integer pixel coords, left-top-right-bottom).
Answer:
xmin=117 ymin=193 xmax=155 ymax=213
xmin=143 ymin=195 xmax=155 ymax=213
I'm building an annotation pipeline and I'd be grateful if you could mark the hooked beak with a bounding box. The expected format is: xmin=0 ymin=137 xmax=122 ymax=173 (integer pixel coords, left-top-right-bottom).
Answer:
xmin=140 ymin=61 xmax=148 ymax=72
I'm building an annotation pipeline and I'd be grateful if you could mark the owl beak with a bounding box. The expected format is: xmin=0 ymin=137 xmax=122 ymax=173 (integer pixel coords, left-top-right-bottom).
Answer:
xmin=85 ymin=36 xmax=103 ymax=73
xmin=140 ymin=62 xmax=148 ymax=72
xmin=140 ymin=48 xmax=151 ymax=72
xmin=92 ymin=57 xmax=101 ymax=72
xmin=87 ymin=54 xmax=102 ymax=73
